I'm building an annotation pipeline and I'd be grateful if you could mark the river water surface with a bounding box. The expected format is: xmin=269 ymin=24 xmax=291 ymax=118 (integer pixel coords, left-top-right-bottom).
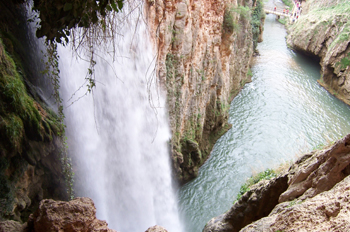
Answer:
xmin=179 ymin=13 xmax=350 ymax=232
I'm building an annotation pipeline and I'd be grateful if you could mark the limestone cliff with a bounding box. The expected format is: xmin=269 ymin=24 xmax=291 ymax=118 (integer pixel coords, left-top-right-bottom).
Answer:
xmin=204 ymin=134 xmax=350 ymax=232
xmin=146 ymin=0 xmax=264 ymax=183
xmin=286 ymin=0 xmax=350 ymax=105
xmin=0 ymin=0 xmax=67 ymax=222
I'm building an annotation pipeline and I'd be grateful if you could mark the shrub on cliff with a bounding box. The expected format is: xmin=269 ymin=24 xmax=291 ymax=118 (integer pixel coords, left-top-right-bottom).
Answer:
xmin=251 ymin=0 xmax=264 ymax=51
xmin=236 ymin=168 xmax=277 ymax=201
xmin=223 ymin=5 xmax=251 ymax=34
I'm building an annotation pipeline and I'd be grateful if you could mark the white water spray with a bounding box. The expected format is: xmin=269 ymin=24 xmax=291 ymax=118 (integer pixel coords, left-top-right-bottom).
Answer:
xmin=58 ymin=3 xmax=182 ymax=232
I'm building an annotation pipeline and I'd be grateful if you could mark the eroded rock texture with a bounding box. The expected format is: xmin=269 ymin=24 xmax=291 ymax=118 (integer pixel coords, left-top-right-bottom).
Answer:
xmin=145 ymin=225 xmax=169 ymax=232
xmin=0 ymin=220 xmax=26 ymax=232
xmin=286 ymin=0 xmax=350 ymax=105
xmin=242 ymin=175 xmax=350 ymax=232
xmin=203 ymin=174 xmax=289 ymax=232
xmin=204 ymin=134 xmax=350 ymax=232
xmin=26 ymin=197 xmax=116 ymax=232
xmin=146 ymin=0 xmax=261 ymax=183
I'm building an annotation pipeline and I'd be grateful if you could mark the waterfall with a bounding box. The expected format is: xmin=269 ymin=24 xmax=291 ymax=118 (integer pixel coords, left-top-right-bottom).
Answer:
xmin=58 ymin=3 xmax=182 ymax=232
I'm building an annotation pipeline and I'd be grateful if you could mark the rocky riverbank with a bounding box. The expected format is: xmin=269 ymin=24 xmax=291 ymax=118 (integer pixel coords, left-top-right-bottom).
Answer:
xmin=203 ymin=134 xmax=350 ymax=231
xmin=146 ymin=0 xmax=265 ymax=183
xmin=286 ymin=0 xmax=350 ymax=105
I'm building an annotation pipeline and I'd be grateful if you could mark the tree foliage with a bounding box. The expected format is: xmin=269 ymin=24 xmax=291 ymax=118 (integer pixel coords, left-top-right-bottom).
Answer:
xmin=32 ymin=0 xmax=123 ymax=43
xmin=251 ymin=0 xmax=264 ymax=51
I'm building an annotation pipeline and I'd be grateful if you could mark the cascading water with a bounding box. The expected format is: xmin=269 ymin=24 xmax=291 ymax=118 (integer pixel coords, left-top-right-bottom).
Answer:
xmin=58 ymin=3 xmax=182 ymax=232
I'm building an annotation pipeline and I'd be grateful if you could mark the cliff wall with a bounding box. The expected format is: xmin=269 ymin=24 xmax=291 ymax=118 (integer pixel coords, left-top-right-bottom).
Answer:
xmin=204 ymin=134 xmax=350 ymax=231
xmin=146 ymin=0 xmax=264 ymax=183
xmin=286 ymin=0 xmax=350 ymax=105
xmin=0 ymin=0 xmax=67 ymax=222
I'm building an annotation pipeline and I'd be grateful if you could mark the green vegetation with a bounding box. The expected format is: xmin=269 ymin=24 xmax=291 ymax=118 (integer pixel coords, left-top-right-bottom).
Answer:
xmin=278 ymin=18 xmax=287 ymax=25
xmin=223 ymin=4 xmax=251 ymax=34
xmin=282 ymin=0 xmax=293 ymax=9
xmin=287 ymin=199 xmax=303 ymax=208
xmin=290 ymin=1 xmax=350 ymax=52
xmin=251 ymin=0 xmax=264 ymax=51
xmin=0 ymin=33 xmax=74 ymax=209
xmin=30 ymin=0 xmax=123 ymax=43
xmin=232 ymin=5 xmax=251 ymax=20
xmin=0 ymin=39 xmax=61 ymax=153
xmin=336 ymin=52 xmax=350 ymax=70
xmin=246 ymin=68 xmax=253 ymax=78
xmin=235 ymin=169 xmax=277 ymax=201
xmin=223 ymin=8 xmax=239 ymax=34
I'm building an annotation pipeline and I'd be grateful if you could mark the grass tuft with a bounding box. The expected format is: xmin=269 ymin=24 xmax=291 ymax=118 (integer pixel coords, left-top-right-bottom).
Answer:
xmin=235 ymin=169 xmax=277 ymax=201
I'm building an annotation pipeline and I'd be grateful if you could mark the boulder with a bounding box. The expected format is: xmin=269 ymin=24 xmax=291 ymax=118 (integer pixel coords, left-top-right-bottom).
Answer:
xmin=145 ymin=225 xmax=168 ymax=232
xmin=0 ymin=220 xmax=26 ymax=232
xmin=27 ymin=197 xmax=116 ymax=232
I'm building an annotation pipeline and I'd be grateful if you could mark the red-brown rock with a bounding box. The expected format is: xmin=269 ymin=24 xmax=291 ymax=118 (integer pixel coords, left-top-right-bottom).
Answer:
xmin=27 ymin=197 xmax=116 ymax=232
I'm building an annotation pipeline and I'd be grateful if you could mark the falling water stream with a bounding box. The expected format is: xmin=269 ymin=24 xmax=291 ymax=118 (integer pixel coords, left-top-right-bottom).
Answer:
xmin=54 ymin=0 xmax=350 ymax=231
xmin=179 ymin=9 xmax=350 ymax=232
xmin=58 ymin=3 xmax=182 ymax=232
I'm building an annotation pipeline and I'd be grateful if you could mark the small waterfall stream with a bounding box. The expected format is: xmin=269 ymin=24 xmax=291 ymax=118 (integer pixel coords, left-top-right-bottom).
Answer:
xmin=58 ymin=3 xmax=182 ymax=232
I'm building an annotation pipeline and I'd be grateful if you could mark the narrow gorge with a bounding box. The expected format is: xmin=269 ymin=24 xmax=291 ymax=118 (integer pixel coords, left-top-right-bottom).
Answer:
xmin=202 ymin=0 xmax=350 ymax=231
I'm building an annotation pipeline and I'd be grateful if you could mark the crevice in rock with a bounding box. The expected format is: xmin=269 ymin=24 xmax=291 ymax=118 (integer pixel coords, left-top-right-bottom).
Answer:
xmin=341 ymin=163 xmax=350 ymax=176
xmin=203 ymin=174 xmax=289 ymax=232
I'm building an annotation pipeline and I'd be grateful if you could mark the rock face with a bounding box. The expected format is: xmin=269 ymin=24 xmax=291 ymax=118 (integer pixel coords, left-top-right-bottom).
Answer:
xmin=241 ymin=175 xmax=350 ymax=232
xmin=203 ymin=174 xmax=289 ymax=232
xmin=286 ymin=0 xmax=350 ymax=105
xmin=279 ymin=135 xmax=350 ymax=203
xmin=0 ymin=0 xmax=67 ymax=222
xmin=26 ymin=198 xmax=116 ymax=232
xmin=204 ymin=134 xmax=350 ymax=232
xmin=146 ymin=0 xmax=264 ymax=183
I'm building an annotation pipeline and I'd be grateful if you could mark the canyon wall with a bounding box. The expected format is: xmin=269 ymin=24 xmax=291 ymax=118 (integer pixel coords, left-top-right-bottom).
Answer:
xmin=286 ymin=0 xmax=350 ymax=105
xmin=0 ymin=1 xmax=67 ymax=222
xmin=146 ymin=0 xmax=264 ymax=183
xmin=204 ymin=134 xmax=350 ymax=232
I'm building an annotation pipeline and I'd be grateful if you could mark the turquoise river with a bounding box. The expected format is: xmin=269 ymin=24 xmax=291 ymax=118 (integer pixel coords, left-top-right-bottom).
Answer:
xmin=178 ymin=12 xmax=350 ymax=232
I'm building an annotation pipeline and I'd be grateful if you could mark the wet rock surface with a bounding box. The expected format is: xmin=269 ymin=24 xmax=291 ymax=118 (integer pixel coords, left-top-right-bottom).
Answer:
xmin=204 ymin=134 xmax=350 ymax=232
